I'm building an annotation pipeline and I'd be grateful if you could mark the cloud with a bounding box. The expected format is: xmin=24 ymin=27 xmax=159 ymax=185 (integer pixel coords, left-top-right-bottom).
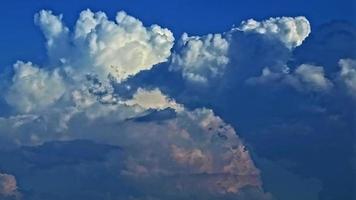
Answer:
xmin=292 ymin=64 xmax=333 ymax=91
xmin=34 ymin=10 xmax=69 ymax=47
xmin=0 ymin=173 xmax=19 ymax=198
xmin=124 ymin=88 xmax=183 ymax=112
xmin=3 ymin=6 xmax=177 ymax=128
xmin=116 ymin=108 xmax=264 ymax=195
xmin=168 ymin=16 xmax=311 ymax=88
xmin=247 ymin=64 xmax=333 ymax=93
xmin=5 ymin=61 xmax=66 ymax=113
xmin=170 ymin=33 xmax=229 ymax=84
xmin=238 ymin=16 xmax=311 ymax=49
xmin=0 ymin=9 xmax=272 ymax=199
xmin=0 ymin=7 xmax=354 ymax=199
xmin=117 ymin=18 xmax=354 ymax=200
xmin=338 ymin=58 xmax=356 ymax=98
xmin=37 ymin=9 xmax=174 ymax=82
xmin=34 ymin=9 xmax=174 ymax=82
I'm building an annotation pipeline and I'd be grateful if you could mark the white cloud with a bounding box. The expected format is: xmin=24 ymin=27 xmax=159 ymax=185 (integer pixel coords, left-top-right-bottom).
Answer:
xmin=170 ymin=33 xmax=229 ymax=84
xmin=73 ymin=9 xmax=174 ymax=82
xmin=5 ymin=61 xmax=66 ymax=113
xmin=238 ymin=16 xmax=311 ymax=49
xmin=247 ymin=64 xmax=333 ymax=93
xmin=338 ymin=58 xmax=356 ymax=98
xmin=291 ymin=64 xmax=333 ymax=92
xmin=35 ymin=9 xmax=174 ymax=82
xmin=124 ymin=88 xmax=183 ymax=112
xmin=34 ymin=10 xmax=68 ymax=47
xmin=3 ymin=9 xmax=176 ymax=129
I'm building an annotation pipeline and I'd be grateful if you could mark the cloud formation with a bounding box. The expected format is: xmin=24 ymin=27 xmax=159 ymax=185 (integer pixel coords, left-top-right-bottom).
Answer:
xmin=124 ymin=88 xmax=183 ymax=112
xmin=247 ymin=63 xmax=333 ymax=92
xmin=0 ymin=7 xmax=354 ymax=200
xmin=170 ymin=33 xmax=229 ymax=84
xmin=238 ymin=16 xmax=311 ymax=49
xmin=338 ymin=58 xmax=356 ymax=98
xmin=170 ymin=16 xmax=311 ymax=86
xmin=5 ymin=61 xmax=66 ymax=113
xmin=0 ymin=9 xmax=272 ymax=200
xmin=36 ymin=9 xmax=174 ymax=82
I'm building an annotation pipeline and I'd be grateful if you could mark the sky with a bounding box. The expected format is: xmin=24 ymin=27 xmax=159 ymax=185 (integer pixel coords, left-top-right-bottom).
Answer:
xmin=0 ymin=1 xmax=355 ymax=200
xmin=0 ymin=0 xmax=355 ymax=68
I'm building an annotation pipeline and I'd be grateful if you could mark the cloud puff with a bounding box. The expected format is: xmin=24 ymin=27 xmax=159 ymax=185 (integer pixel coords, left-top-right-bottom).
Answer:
xmin=34 ymin=9 xmax=174 ymax=82
xmin=170 ymin=33 xmax=229 ymax=84
xmin=0 ymin=173 xmax=18 ymax=198
xmin=292 ymin=64 xmax=333 ymax=92
xmin=34 ymin=10 xmax=68 ymax=47
xmin=5 ymin=61 xmax=66 ymax=113
xmin=124 ymin=88 xmax=183 ymax=112
xmin=247 ymin=64 xmax=333 ymax=93
xmin=238 ymin=16 xmax=311 ymax=49
xmin=338 ymin=58 xmax=356 ymax=98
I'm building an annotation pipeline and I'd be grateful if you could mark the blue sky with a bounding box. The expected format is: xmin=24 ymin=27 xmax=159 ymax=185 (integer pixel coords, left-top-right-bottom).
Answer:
xmin=0 ymin=1 xmax=355 ymax=200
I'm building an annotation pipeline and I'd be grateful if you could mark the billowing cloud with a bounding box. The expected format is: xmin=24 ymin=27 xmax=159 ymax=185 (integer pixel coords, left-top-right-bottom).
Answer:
xmin=238 ymin=16 xmax=311 ymax=49
xmin=169 ymin=16 xmax=311 ymax=87
xmin=150 ymin=19 xmax=353 ymax=200
xmin=0 ymin=7 xmax=354 ymax=200
xmin=34 ymin=9 xmax=174 ymax=82
xmin=170 ymin=33 xmax=229 ymax=84
xmin=0 ymin=9 xmax=272 ymax=200
xmin=34 ymin=10 xmax=69 ymax=49
xmin=5 ymin=61 xmax=66 ymax=113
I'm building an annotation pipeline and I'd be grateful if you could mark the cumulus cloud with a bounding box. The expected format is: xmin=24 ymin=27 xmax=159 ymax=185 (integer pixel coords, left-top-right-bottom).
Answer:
xmin=73 ymin=10 xmax=174 ymax=81
xmin=247 ymin=64 xmax=333 ymax=93
xmin=34 ymin=10 xmax=68 ymax=47
xmin=292 ymin=64 xmax=333 ymax=92
xmin=238 ymin=16 xmax=311 ymax=49
xmin=124 ymin=88 xmax=183 ymax=112
xmin=5 ymin=61 xmax=66 ymax=113
xmin=154 ymin=19 xmax=353 ymax=200
xmin=1 ymin=7 xmax=354 ymax=200
xmin=169 ymin=16 xmax=311 ymax=88
xmin=115 ymin=108 xmax=263 ymax=195
xmin=0 ymin=173 xmax=19 ymax=198
xmin=170 ymin=33 xmax=229 ymax=84
xmin=33 ymin=9 xmax=175 ymax=82
xmin=0 ymin=9 xmax=272 ymax=199
xmin=2 ymin=9 xmax=175 ymax=129
xmin=338 ymin=58 xmax=356 ymax=97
